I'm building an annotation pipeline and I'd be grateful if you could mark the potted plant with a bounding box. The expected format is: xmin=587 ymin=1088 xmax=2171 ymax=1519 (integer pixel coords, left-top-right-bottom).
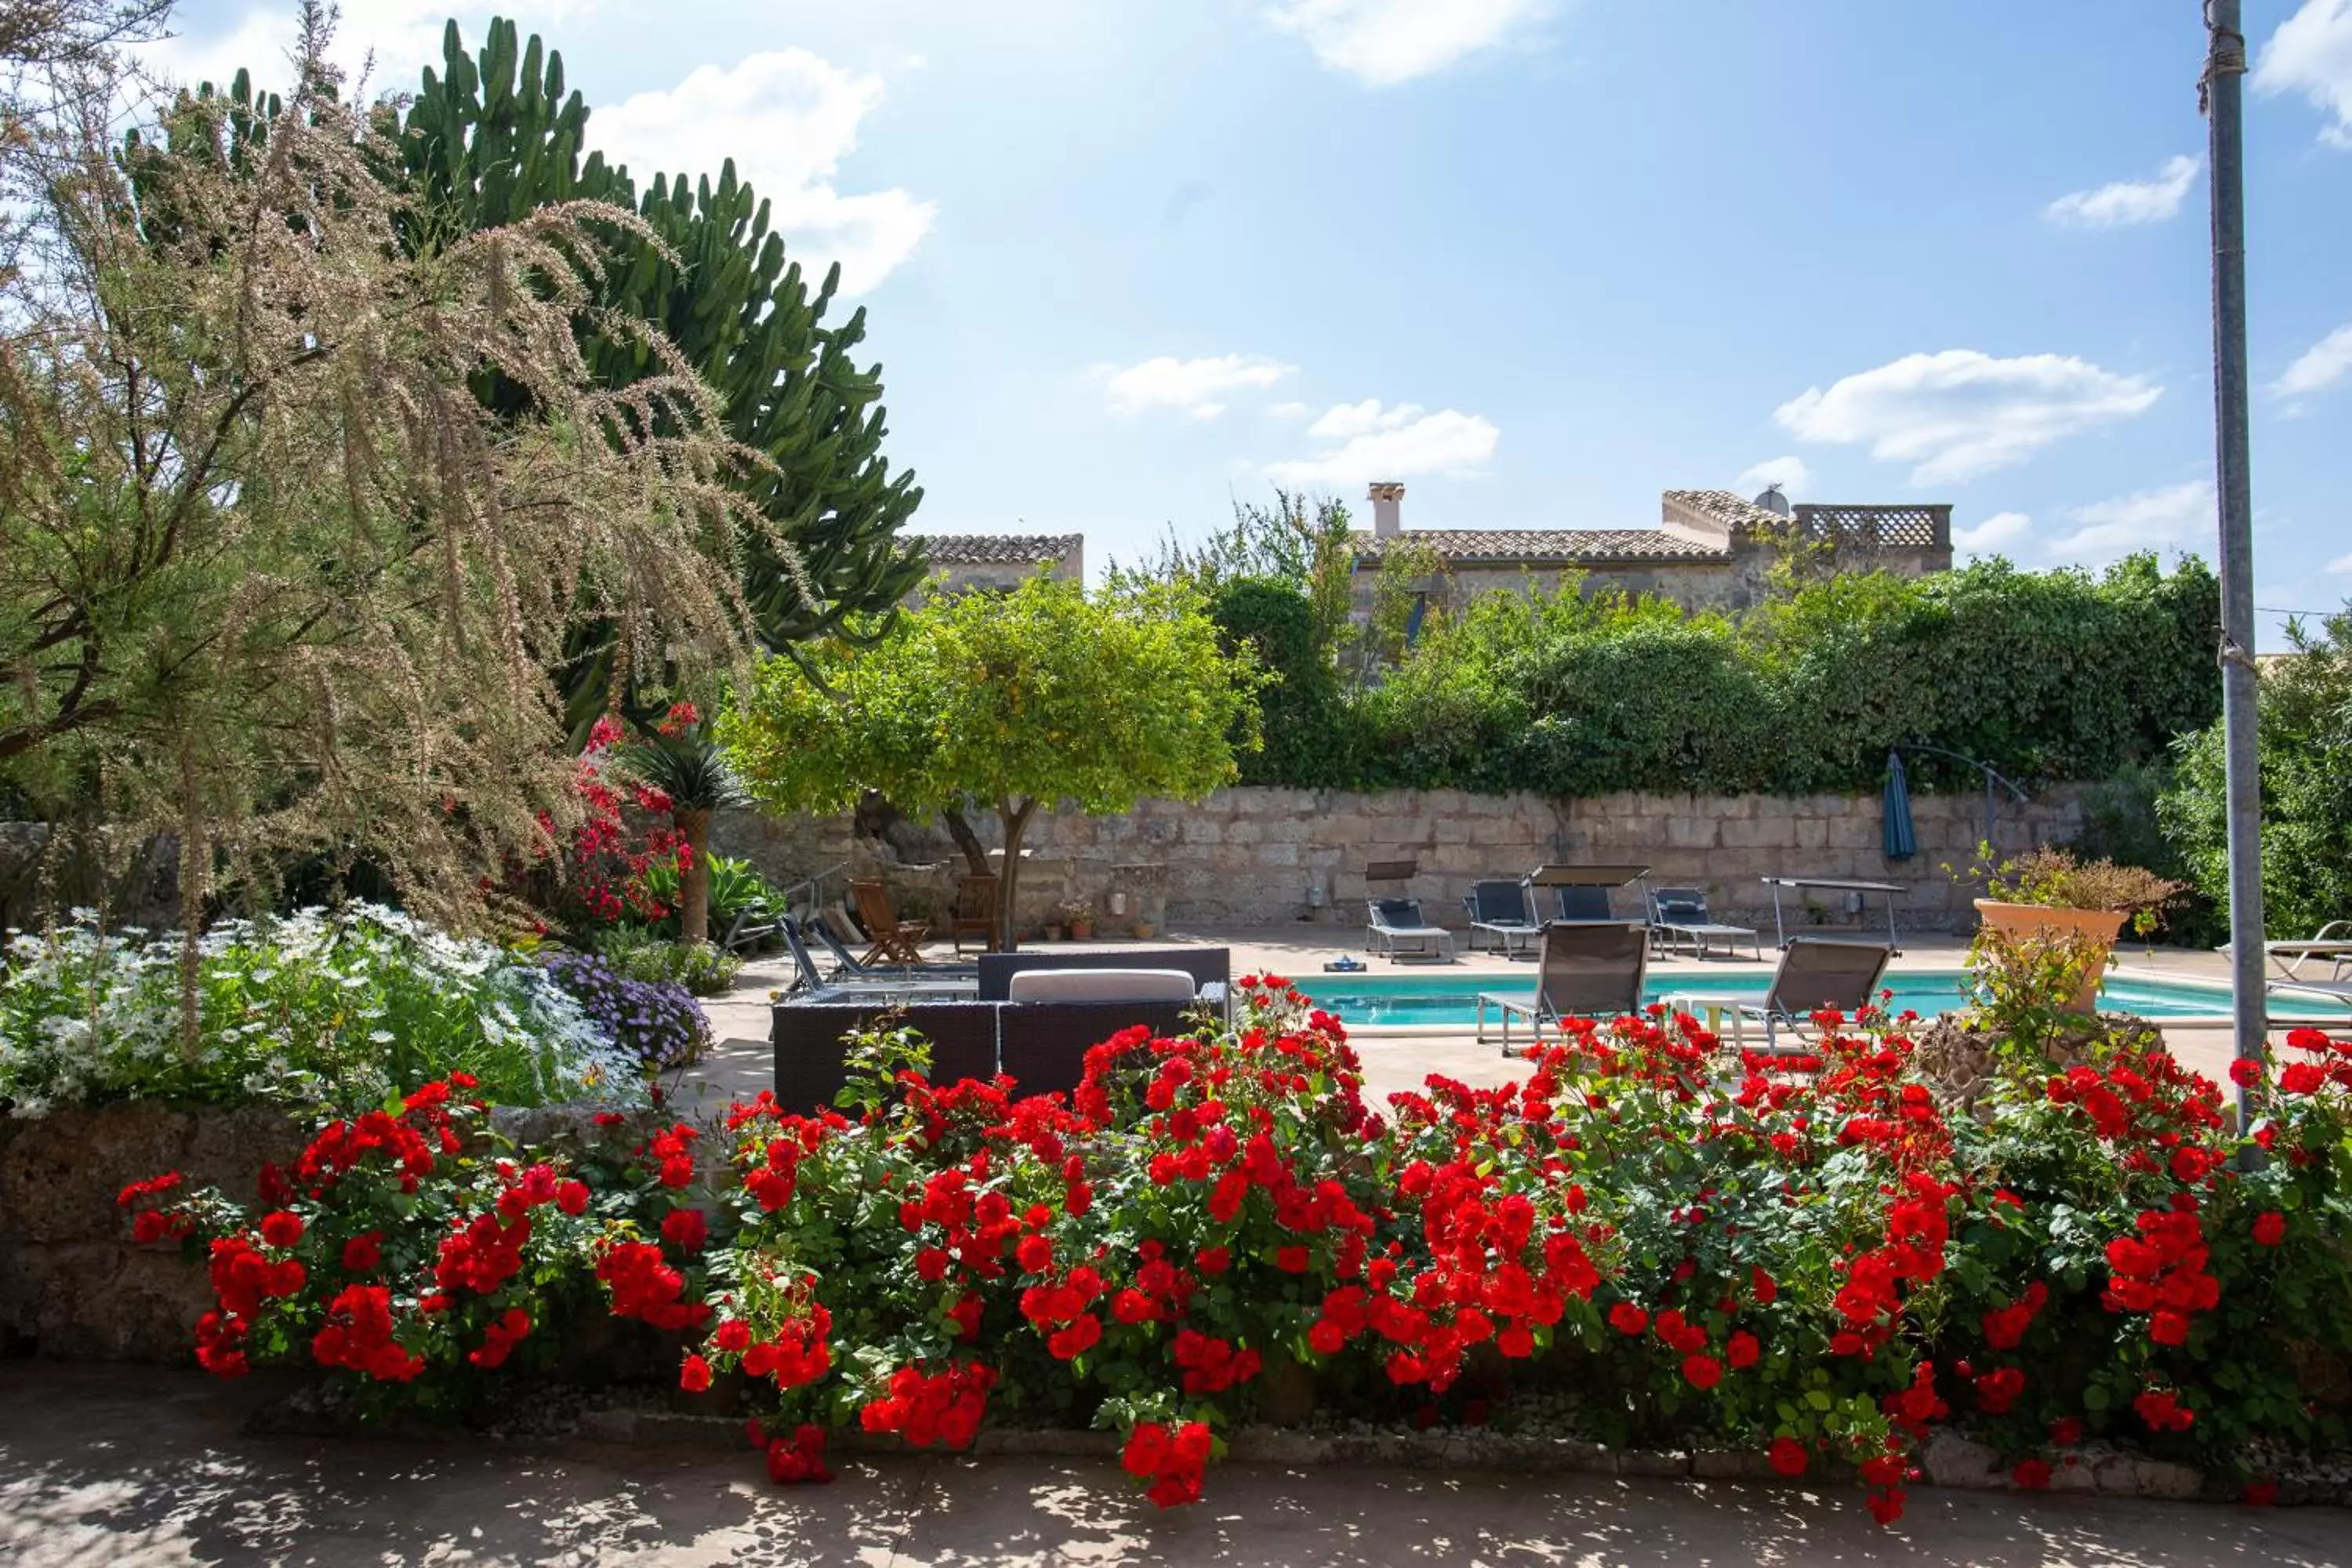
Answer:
xmin=1963 ymin=844 xmax=2186 ymax=1012
xmin=1058 ymin=898 xmax=1096 ymax=942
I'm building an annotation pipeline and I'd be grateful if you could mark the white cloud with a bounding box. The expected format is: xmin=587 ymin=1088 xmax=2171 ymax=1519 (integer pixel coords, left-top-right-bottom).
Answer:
xmin=1773 ymin=350 xmax=2162 ymax=486
xmin=2328 ymin=552 xmax=2352 ymax=574
xmin=1098 ymin=354 xmax=1295 ymax=419
xmin=590 ymin=52 xmax=935 ymax=297
xmin=2043 ymin=155 xmax=2200 ymax=229
xmin=2050 ymin=481 xmax=2215 ymax=561
xmin=140 ymin=14 xmax=928 ymax=296
xmin=1267 ymin=401 xmax=1313 ymax=420
xmin=141 ymin=2 xmax=578 ymax=99
xmin=1267 ymin=399 xmax=1499 ymax=485
xmin=2273 ymin=322 xmax=2352 ymax=403
xmin=1952 ymin=510 xmax=2033 ymax=555
xmin=1735 ymin=456 xmax=1809 ymax=494
xmin=1264 ymin=0 xmax=1552 ymax=87
xmin=2256 ymin=0 xmax=2352 ymax=149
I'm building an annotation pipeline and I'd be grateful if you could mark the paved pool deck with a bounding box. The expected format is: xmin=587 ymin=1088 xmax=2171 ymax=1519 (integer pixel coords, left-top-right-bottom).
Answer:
xmin=4 ymin=1361 xmax=2347 ymax=1567
xmin=678 ymin=927 xmax=2303 ymax=1117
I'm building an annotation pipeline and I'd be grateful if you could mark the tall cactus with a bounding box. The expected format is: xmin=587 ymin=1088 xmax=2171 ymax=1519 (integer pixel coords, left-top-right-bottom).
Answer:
xmin=393 ymin=19 xmax=927 ymax=725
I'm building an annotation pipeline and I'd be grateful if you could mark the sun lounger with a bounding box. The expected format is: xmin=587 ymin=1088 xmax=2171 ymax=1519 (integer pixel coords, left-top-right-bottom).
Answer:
xmin=1367 ymin=898 xmax=1454 ymax=963
xmin=1463 ymin=879 xmax=1542 ymax=958
xmin=781 ymin=916 xmax=972 ymax=996
xmin=1675 ymin=937 xmax=1892 ymax=1054
xmin=1644 ymin=885 xmax=1762 ymax=960
xmin=2224 ymin=921 xmax=2352 ymax=985
xmin=1476 ymin=921 xmax=1649 ymax=1054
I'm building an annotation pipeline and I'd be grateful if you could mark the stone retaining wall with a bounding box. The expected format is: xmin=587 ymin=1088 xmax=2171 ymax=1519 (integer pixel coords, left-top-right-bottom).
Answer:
xmin=716 ymin=786 xmax=2085 ymax=937
xmin=0 ymin=1102 xmax=652 ymax=1361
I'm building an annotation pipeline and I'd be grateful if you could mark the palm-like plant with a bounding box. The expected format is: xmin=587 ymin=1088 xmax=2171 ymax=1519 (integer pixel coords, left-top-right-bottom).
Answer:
xmin=621 ymin=709 xmax=747 ymax=946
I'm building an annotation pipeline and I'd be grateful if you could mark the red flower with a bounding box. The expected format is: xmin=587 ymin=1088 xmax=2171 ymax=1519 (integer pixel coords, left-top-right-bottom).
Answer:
xmin=661 ymin=1207 xmax=710 ymax=1254
xmin=2252 ymin=1211 xmax=2286 ymax=1247
xmin=714 ymin=1319 xmax=752 ymax=1353
xmin=1682 ymin=1354 xmax=1722 ymax=1390
xmin=1275 ymin=1246 xmax=1310 ymax=1274
xmin=680 ymin=1353 xmax=713 ymax=1392
xmin=260 ymin=1211 xmax=306 ymax=1250
xmin=1607 ymin=1302 xmax=1648 ymax=1336
xmin=2013 ymin=1458 xmax=2052 ymax=1490
xmin=1017 ymin=1233 xmax=1054 ymax=1274
xmin=1726 ymin=1330 xmax=1760 ymax=1370
xmin=340 ymin=1232 xmax=382 ymax=1272
xmin=1196 ymin=1246 xmax=1230 ymax=1276
xmin=1768 ymin=1437 xmax=1808 ymax=1476
xmin=2228 ymin=1058 xmax=2263 ymax=1087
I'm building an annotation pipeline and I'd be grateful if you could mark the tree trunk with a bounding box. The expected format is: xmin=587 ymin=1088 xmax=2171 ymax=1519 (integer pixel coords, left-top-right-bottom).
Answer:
xmin=995 ymin=797 xmax=1036 ymax=952
xmin=677 ymin=808 xmax=713 ymax=945
xmin=941 ymin=805 xmax=993 ymax=880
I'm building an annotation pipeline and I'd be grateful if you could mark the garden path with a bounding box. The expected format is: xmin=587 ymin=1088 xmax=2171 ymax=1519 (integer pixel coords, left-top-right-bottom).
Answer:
xmin=3 ymin=1363 xmax=2347 ymax=1567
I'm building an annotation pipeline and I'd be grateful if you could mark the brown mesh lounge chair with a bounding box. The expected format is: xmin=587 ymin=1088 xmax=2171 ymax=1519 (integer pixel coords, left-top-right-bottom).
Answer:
xmin=1687 ymin=937 xmax=1893 ymax=1054
xmin=849 ymin=879 xmax=931 ymax=966
xmin=1477 ymin=921 xmax=1649 ymax=1055
xmin=948 ymin=873 xmax=1000 ymax=954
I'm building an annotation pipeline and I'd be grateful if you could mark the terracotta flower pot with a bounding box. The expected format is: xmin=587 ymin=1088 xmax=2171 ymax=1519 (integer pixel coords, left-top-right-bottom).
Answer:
xmin=1973 ymin=899 xmax=2128 ymax=1013
xmin=1068 ymin=921 xmax=1094 ymax=942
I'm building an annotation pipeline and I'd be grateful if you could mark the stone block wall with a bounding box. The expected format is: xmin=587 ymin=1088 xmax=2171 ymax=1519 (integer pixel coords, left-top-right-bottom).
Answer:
xmin=0 ymin=1102 xmax=667 ymax=1361
xmin=715 ymin=786 xmax=2084 ymax=937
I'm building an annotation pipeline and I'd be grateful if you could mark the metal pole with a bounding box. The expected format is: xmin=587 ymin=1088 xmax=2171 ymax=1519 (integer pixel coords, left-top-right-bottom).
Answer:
xmin=2203 ymin=0 xmax=2267 ymax=1127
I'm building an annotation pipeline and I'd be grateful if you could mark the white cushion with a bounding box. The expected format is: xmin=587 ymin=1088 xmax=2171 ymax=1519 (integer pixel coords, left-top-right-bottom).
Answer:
xmin=1007 ymin=968 xmax=1198 ymax=1005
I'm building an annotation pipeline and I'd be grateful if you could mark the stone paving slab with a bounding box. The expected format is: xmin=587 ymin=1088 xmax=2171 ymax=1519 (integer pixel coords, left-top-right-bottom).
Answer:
xmin=5 ymin=1363 xmax=2350 ymax=1566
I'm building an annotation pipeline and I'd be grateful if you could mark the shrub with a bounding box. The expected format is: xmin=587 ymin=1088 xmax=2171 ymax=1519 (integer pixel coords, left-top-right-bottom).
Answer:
xmin=0 ymin=906 xmax=639 ymax=1115
xmin=1217 ymin=555 xmax=2220 ymax=797
xmin=1968 ymin=844 xmax=2187 ymax=928
xmin=586 ymin=926 xmax=746 ymax=997
xmin=2161 ymin=604 xmax=2352 ymax=938
xmin=124 ymin=985 xmax=2352 ymax=1523
xmin=540 ymin=952 xmax=712 ymax=1075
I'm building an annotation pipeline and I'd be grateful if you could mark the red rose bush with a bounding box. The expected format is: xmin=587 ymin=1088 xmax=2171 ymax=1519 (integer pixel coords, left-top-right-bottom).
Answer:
xmin=121 ymin=987 xmax=2352 ymax=1523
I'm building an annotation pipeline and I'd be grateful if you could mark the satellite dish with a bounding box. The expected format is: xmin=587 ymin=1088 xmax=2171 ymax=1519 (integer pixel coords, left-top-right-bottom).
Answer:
xmin=1754 ymin=483 xmax=1794 ymax=517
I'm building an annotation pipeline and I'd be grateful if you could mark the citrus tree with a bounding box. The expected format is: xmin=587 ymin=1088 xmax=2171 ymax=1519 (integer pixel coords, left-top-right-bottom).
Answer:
xmin=721 ymin=575 xmax=1261 ymax=947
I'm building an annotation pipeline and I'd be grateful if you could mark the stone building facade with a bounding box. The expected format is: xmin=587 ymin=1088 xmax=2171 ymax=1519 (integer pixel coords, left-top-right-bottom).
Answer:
xmin=1351 ymin=485 xmax=1955 ymax=616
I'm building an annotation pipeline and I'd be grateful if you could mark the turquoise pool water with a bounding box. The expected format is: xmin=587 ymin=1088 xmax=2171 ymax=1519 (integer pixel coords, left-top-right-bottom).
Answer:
xmin=1294 ymin=969 xmax=2352 ymax=1029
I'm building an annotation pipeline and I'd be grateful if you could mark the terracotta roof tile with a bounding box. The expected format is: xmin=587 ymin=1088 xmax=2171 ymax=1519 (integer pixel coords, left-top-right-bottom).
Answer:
xmin=1351 ymin=528 xmax=1731 ymax=564
xmin=1662 ymin=488 xmax=1790 ymax=532
xmin=907 ymin=533 xmax=1082 ymax=567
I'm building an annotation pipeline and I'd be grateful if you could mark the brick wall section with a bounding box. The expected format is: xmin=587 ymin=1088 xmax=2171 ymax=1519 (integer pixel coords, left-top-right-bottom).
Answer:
xmin=716 ymin=786 xmax=2085 ymax=936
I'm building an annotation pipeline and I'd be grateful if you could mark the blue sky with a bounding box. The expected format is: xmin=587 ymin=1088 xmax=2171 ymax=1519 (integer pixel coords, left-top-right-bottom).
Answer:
xmin=158 ymin=2 xmax=2352 ymax=641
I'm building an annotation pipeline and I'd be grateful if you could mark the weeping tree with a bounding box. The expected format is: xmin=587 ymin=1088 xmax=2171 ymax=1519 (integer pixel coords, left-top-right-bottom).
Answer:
xmin=0 ymin=5 xmax=770 ymax=1029
xmin=387 ymin=18 xmax=927 ymax=731
xmin=720 ymin=575 xmax=1262 ymax=949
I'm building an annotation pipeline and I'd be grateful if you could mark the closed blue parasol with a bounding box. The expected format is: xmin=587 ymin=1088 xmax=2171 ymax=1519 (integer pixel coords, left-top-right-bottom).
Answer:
xmin=1882 ymin=750 xmax=1917 ymax=861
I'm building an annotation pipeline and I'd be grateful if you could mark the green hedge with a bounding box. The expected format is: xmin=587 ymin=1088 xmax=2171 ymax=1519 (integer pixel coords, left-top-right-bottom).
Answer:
xmin=1210 ymin=555 xmax=2220 ymax=797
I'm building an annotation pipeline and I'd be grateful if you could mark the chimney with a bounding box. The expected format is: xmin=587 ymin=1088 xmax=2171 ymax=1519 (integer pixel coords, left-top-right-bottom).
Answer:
xmin=1368 ymin=482 xmax=1405 ymax=539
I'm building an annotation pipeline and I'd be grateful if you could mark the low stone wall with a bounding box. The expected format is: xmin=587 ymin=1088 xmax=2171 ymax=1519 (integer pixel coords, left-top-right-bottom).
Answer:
xmin=716 ymin=786 xmax=2085 ymax=937
xmin=0 ymin=1102 xmax=655 ymax=1362
xmin=0 ymin=1102 xmax=307 ymax=1359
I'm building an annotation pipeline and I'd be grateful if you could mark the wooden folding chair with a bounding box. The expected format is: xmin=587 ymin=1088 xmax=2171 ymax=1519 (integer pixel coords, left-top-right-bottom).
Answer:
xmin=848 ymin=879 xmax=931 ymax=966
xmin=949 ymin=873 xmax=1000 ymax=954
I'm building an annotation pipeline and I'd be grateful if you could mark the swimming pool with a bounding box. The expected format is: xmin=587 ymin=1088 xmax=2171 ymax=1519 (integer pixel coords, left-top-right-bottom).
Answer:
xmin=1293 ymin=969 xmax=2352 ymax=1029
